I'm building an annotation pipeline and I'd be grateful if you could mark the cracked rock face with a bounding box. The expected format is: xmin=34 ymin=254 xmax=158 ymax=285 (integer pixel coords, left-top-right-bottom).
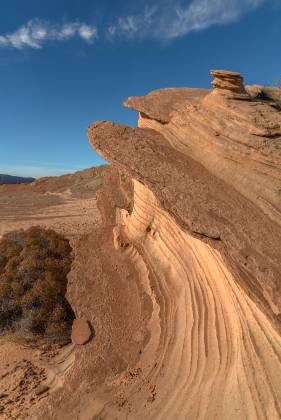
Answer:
xmin=32 ymin=71 xmax=281 ymax=420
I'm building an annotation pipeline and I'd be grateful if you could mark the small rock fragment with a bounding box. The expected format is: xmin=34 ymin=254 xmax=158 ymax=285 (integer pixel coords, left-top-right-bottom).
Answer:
xmin=35 ymin=385 xmax=49 ymax=396
xmin=71 ymin=318 xmax=92 ymax=345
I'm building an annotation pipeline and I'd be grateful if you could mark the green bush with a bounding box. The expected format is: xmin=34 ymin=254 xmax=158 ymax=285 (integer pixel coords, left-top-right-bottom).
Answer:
xmin=0 ymin=226 xmax=74 ymax=344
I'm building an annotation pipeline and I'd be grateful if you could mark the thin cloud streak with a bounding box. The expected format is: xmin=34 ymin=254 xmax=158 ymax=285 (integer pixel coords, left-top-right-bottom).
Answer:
xmin=107 ymin=7 xmax=156 ymax=39
xmin=0 ymin=19 xmax=98 ymax=49
xmin=107 ymin=0 xmax=267 ymax=41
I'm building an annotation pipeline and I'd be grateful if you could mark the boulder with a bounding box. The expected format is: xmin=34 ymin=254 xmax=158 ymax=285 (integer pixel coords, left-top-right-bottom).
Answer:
xmin=71 ymin=318 xmax=92 ymax=345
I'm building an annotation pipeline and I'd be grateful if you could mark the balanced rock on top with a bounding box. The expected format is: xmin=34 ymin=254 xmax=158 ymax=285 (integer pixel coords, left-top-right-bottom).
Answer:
xmin=210 ymin=69 xmax=250 ymax=99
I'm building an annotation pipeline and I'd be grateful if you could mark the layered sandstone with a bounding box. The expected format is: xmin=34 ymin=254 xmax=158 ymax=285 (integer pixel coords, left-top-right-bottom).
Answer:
xmin=210 ymin=69 xmax=249 ymax=98
xmin=30 ymin=72 xmax=281 ymax=419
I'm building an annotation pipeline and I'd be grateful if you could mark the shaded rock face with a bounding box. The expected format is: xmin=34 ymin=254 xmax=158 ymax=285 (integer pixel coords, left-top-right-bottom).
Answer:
xmin=33 ymin=72 xmax=281 ymax=419
xmin=247 ymin=84 xmax=281 ymax=110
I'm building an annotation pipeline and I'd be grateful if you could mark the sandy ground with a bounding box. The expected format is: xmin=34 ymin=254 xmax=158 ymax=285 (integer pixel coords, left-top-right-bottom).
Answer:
xmin=0 ymin=339 xmax=48 ymax=419
xmin=0 ymin=339 xmax=75 ymax=419
xmin=0 ymin=190 xmax=100 ymax=241
xmin=0 ymin=167 xmax=106 ymax=242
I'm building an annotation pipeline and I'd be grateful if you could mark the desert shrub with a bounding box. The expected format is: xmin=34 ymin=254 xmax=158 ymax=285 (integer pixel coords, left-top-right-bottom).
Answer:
xmin=0 ymin=226 xmax=74 ymax=344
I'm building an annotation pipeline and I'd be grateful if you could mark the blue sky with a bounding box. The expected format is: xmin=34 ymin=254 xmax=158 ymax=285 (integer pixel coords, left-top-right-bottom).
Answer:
xmin=0 ymin=0 xmax=280 ymax=178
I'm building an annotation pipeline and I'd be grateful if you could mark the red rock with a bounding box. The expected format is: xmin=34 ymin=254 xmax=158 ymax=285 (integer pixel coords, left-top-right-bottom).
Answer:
xmin=71 ymin=318 xmax=92 ymax=345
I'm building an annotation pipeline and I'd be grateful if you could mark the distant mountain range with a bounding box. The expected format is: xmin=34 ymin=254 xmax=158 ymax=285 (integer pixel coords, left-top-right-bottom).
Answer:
xmin=0 ymin=174 xmax=35 ymax=184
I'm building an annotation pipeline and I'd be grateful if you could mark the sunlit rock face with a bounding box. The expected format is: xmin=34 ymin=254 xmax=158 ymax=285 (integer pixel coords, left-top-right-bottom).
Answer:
xmin=111 ymin=178 xmax=281 ymax=419
xmin=32 ymin=72 xmax=281 ymax=419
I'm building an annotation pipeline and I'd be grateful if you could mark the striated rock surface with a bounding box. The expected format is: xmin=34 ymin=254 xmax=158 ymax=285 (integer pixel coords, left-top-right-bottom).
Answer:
xmin=31 ymin=72 xmax=281 ymax=419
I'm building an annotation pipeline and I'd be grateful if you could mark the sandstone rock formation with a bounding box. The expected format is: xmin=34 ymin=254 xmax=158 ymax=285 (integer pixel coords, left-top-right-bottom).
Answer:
xmin=29 ymin=72 xmax=281 ymax=419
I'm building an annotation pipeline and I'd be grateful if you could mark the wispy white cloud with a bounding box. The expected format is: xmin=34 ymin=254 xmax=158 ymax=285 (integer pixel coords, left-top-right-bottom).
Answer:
xmin=0 ymin=19 xmax=98 ymax=50
xmin=107 ymin=0 xmax=266 ymax=40
xmin=78 ymin=24 xmax=98 ymax=41
xmin=108 ymin=7 xmax=156 ymax=39
xmin=0 ymin=1 xmax=269 ymax=51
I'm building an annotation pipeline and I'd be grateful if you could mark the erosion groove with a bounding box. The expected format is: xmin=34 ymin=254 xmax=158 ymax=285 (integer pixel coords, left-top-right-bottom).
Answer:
xmin=113 ymin=179 xmax=281 ymax=419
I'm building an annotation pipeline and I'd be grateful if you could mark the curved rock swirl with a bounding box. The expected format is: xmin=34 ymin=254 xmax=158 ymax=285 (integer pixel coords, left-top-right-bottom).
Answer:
xmin=112 ymin=179 xmax=281 ymax=419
